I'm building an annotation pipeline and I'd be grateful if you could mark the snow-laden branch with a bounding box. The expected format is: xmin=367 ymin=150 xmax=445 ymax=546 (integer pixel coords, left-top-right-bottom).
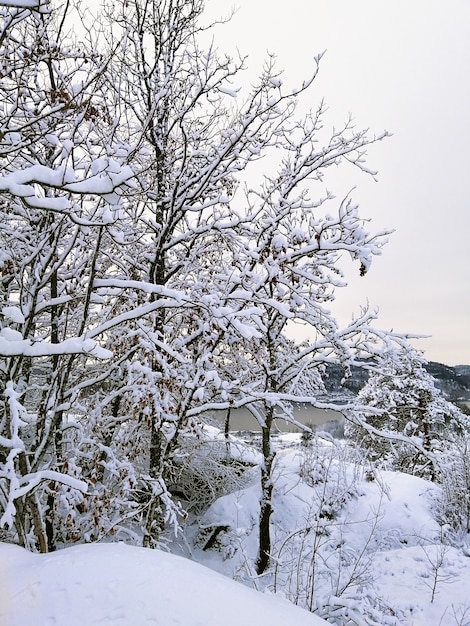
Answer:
xmin=0 ymin=161 xmax=134 ymax=219
xmin=93 ymin=278 xmax=188 ymax=298
xmin=0 ymin=0 xmax=45 ymax=7
xmin=343 ymin=404 xmax=439 ymax=461
xmin=14 ymin=470 xmax=88 ymax=499
xmin=0 ymin=329 xmax=112 ymax=359
xmin=92 ymin=279 xmax=265 ymax=341
xmin=0 ymin=464 xmax=88 ymax=528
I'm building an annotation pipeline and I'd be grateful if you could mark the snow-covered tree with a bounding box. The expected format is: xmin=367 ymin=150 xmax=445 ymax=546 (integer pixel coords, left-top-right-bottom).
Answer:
xmin=347 ymin=347 xmax=469 ymax=479
xmin=231 ymin=180 xmax=407 ymax=574
xmin=91 ymin=0 xmax=399 ymax=549
xmin=1 ymin=0 xmax=411 ymax=561
xmin=0 ymin=0 xmax=133 ymax=550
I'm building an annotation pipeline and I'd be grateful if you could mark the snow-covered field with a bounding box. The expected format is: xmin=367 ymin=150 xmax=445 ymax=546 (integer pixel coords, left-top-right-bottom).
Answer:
xmin=2 ymin=434 xmax=470 ymax=626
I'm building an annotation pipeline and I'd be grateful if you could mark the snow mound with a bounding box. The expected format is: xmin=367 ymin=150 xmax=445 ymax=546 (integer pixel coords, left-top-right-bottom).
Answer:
xmin=0 ymin=542 xmax=327 ymax=626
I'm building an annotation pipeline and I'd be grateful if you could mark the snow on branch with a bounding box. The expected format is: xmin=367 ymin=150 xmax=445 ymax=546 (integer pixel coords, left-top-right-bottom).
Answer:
xmin=13 ymin=470 xmax=88 ymax=500
xmin=93 ymin=278 xmax=188 ymax=299
xmin=0 ymin=463 xmax=88 ymax=528
xmin=0 ymin=0 xmax=46 ymax=7
xmin=0 ymin=329 xmax=112 ymax=359
xmin=0 ymin=161 xmax=134 ymax=220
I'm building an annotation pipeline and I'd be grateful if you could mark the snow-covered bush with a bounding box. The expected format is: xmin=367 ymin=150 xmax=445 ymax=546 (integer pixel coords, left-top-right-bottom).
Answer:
xmin=433 ymin=435 xmax=470 ymax=535
xmin=165 ymin=425 xmax=258 ymax=514
xmin=272 ymin=440 xmax=388 ymax=624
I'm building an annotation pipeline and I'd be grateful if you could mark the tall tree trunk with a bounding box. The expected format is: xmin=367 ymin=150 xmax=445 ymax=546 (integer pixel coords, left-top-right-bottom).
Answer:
xmin=143 ymin=249 xmax=167 ymax=547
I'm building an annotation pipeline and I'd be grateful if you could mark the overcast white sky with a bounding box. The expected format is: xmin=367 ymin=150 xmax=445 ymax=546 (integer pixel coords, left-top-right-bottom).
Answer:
xmin=206 ymin=0 xmax=470 ymax=366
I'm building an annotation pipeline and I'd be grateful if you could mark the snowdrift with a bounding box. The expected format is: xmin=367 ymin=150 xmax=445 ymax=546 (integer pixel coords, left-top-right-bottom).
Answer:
xmin=0 ymin=541 xmax=327 ymax=626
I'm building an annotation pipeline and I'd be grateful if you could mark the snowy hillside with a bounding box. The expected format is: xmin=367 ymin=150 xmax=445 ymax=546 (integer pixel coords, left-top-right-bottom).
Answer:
xmin=185 ymin=437 xmax=470 ymax=626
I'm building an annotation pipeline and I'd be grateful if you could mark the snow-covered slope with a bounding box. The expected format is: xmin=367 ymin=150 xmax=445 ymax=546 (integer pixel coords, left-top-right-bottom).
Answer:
xmin=190 ymin=443 xmax=470 ymax=625
xmin=0 ymin=542 xmax=327 ymax=626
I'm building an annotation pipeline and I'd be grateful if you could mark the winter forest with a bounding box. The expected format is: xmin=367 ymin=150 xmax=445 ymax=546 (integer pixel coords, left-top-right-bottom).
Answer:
xmin=2 ymin=1 xmax=470 ymax=624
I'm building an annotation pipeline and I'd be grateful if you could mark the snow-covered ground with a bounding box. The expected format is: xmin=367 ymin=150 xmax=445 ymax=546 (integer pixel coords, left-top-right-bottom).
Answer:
xmin=2 ymin=434 xmax=470 ymax=626
xmin=0 ymin=541 xmax=327 ymax=626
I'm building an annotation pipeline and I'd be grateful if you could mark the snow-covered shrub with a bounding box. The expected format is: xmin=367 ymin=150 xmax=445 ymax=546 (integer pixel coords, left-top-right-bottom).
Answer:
xmin=47 ymin=414 xmax=142 ymax=548
xmin=166 ymin=425 xmax=257 ymax=513
xmin=272 ymin=440 xmax=396 ymax=625
xmin=299 ymin=437 xmax=360 ymax=522
xmin=433 ymin=435 xmax=470 ymax=535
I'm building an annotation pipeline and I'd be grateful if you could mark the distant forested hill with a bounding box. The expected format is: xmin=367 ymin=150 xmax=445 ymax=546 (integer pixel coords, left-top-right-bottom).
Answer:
xmin=323 ymin=361 xmax=470 ymax=403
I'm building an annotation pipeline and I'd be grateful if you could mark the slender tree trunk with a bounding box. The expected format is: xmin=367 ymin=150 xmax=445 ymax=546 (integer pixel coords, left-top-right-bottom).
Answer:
xmin=18 ymin=452 xmax=47 ymax=552
xmin=224 ymin=408 xmax=231 ymax=455
xmin=256 ymin=408 xmax=275 ymax=575
xmin=45 ymin=487 xmax=56 ymax=552
xmin=28 ymin=494 xmax=47 ymax=553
